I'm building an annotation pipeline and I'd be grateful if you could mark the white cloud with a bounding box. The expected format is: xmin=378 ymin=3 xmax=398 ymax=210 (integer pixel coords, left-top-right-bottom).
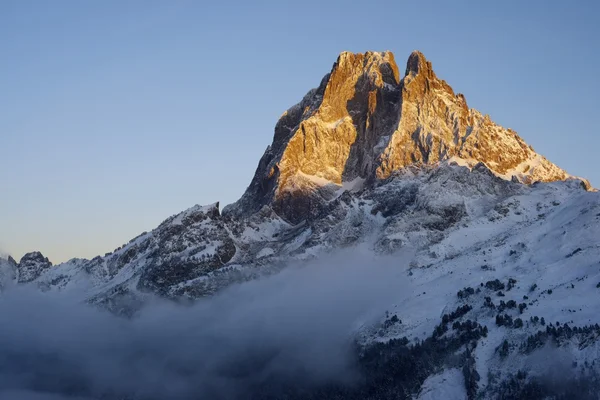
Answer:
xmin=0 ymin=250 xmax=407 ymax=399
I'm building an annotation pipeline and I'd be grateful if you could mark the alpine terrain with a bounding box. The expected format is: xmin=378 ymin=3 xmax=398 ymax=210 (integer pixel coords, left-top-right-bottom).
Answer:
xmin=2 ymin=51 xmax=599 ymax=400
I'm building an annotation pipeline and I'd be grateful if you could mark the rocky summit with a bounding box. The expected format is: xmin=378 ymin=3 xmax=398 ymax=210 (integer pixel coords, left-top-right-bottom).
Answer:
xmin=224 ymin=50 xmax=589 ymax=224
xmin=16 ymin=251 xmax=52 ymax=283
xmin=2 ymin=51 xmax=600 ymax=400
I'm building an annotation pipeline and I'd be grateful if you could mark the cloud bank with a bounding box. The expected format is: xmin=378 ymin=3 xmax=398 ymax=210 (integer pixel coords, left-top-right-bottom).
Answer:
xmin=0 ymin=250 xmax=405 ymax=400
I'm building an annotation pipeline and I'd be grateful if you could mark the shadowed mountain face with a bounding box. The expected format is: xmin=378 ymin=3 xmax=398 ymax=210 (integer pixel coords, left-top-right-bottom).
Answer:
xmin=224 ymin=50 xmax=587 ymax=224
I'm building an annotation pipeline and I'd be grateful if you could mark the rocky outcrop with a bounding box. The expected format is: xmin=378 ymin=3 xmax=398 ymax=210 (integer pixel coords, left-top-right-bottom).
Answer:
xmin=137 ymin=203 xmax=237 ymax=295
xmin=225 ymin=50 xmax=587 ymax=224
xmin=17 ymin=251 xmax=52 ymax=283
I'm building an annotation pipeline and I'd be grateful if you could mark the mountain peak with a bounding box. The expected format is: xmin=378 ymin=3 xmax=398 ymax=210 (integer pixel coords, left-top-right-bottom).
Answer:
xmin=18 ymin=251 xmax=52 ymax=283
xmin=333 ymin=50 xmax=400 ymax=86
xmin=7 ymin=255 xmax=17 ymax=267
xmin=224 ymin=50 xmax=587 ymax=223
xmin=405 ymin=50 xmax=429 ymax=75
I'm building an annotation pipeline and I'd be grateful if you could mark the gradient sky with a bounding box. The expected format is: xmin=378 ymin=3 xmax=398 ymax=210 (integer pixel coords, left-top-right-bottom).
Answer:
xmin=1 ymin=0 xmax=599 ymax=263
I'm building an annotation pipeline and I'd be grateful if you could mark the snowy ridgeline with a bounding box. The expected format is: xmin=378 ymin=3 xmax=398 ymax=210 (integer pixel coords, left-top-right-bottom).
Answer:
xmin=1 ymin=162 xmax=600 ymax=399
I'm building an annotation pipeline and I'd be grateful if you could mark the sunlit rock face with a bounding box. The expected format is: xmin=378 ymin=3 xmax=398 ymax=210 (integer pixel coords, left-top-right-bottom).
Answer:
xmin=225 ymin=50 xmax=588 ymax=224
xmin=225 ymin=51 xmax=402 ymax=223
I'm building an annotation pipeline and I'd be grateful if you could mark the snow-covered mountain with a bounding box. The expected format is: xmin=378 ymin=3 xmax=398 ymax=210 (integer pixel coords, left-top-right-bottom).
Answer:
xmin=3 ymin=50 xmax=599 ymax=399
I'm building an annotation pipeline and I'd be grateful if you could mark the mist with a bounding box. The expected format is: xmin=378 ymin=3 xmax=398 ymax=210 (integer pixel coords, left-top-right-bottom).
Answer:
xmin=0 ymin=250 xmax=405 ymax=400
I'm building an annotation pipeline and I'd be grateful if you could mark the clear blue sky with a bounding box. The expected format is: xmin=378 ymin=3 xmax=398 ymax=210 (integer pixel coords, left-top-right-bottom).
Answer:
xmin=1 ymin=0 xmax=599 ymax=263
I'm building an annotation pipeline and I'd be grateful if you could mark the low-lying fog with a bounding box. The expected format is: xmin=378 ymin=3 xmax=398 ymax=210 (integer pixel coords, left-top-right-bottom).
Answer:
xmin=0 ymin=251 xmax=405 ymax=400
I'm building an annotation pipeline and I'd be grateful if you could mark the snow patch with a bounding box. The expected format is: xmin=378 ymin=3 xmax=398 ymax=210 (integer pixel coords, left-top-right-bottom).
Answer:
xmin=256 ymin=247 xmax=275 ymax=259
xmin=417 ymin=368 xmax=466 ymax=400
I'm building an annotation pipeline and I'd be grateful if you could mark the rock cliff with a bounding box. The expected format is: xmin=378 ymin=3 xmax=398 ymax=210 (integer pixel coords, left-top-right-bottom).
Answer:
xmin=225 ymin=50 xmax=588 ymax=223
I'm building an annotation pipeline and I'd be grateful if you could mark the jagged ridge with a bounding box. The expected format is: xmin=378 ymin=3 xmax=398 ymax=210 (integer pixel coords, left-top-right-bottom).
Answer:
xmin=225 ymin=50 xmax=589 ymax=224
